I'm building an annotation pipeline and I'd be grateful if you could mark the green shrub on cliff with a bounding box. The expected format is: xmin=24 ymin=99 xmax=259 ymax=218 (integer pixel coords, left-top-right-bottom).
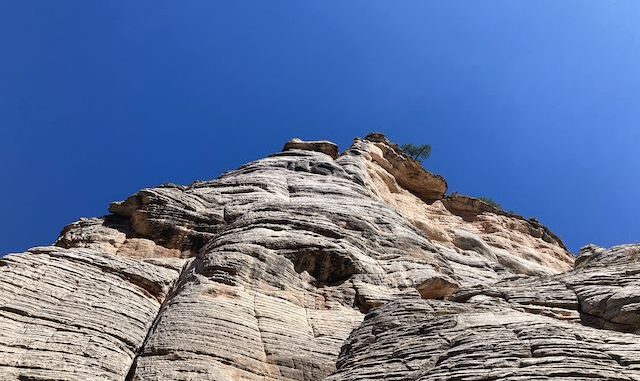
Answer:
xmin=399 ymin=143 xmax=432 ymax=161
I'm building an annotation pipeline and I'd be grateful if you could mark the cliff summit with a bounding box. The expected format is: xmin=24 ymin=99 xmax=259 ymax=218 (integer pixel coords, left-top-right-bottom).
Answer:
xmin=0 ymin=134 xmax=638 ymax=380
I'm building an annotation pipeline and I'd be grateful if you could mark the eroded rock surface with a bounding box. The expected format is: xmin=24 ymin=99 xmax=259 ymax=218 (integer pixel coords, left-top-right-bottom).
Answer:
xmin=328 ymin=297 xmax=640 ymax=381
xmin=329 ymin=242 xmax=640 ymax=380
xmin=450 ymin=243 xmax=640 ymax=334
xmin=0 ymin=247 xmax=184 ymax=381
xmin=357 ymin=136 xmax=573 ymax=275
xmin=283 ymin=138 xmax=339 ymax=159
xmin=364 ymin=133 xmax=448 ymax=203
xmin=0 ymin=134 xmax=637 ymax=380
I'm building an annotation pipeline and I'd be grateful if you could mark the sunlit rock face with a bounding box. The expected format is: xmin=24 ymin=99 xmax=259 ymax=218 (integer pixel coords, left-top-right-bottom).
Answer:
xmin=1 ymin=134 xmax=637 ymax=381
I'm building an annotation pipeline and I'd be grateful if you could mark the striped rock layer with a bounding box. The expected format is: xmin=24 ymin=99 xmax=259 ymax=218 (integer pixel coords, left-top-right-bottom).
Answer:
xmin=1 ymin=134 xmax=637 ymax=381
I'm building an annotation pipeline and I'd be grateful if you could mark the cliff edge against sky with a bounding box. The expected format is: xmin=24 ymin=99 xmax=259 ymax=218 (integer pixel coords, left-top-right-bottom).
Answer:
xmin=0 ymin=134 xmax=638 ymax=380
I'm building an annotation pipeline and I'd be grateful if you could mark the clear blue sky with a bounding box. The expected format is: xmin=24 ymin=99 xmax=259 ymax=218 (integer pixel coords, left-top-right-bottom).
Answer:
xmin=1 ymin=1 xmax=639 ymax=255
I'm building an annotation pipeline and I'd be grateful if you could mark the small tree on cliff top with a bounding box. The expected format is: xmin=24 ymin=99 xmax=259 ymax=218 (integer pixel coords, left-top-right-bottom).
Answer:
xmin=399 ymin=143 xmax=432 ymax=161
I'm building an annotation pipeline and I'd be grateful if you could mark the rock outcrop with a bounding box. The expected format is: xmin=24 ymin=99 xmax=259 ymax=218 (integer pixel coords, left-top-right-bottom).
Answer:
xmin=0 ymin=134 xmax=637 ymax=380
xmin=283 ymin=138 xmax=339 ymax=160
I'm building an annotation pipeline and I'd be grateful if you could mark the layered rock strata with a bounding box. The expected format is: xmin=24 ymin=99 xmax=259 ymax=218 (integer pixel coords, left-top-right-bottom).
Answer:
xmin=329 ymin=245 xmax=640 ymax=380
xmin=0 ymin=247 xmax=184 ymax=381
xmin=0 ymin=133 xmax=636 ymax=380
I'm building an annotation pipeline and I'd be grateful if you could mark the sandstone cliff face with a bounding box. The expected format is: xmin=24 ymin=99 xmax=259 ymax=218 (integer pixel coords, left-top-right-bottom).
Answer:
xmin=0 ymin=134 xmax=637 ymax=381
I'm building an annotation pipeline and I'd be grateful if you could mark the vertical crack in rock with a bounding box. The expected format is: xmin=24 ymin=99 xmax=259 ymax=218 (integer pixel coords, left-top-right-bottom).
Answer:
xmin=124 ymin=259 xmax=194 ymax=381
xmin=251 ymin=293 xmax=270 ymax=365
xmin=0 ymin=247 xmax=184 ymax=381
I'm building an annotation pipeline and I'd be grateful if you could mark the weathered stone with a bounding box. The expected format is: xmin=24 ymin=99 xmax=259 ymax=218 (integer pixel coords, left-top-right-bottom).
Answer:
xmin=416 ymin=275 xmax=460 ymax=300
xmin=0 ymin=135 xmax=637 ymax=381
xmin=352 ymin=137 xmax=573 ymax=274
xmin=364 ymin=133 xmax=448 ymax=203
xmin=56 ymin=217 xmax=128 ymax=255
xmin=449 ymin=243 xmax=640 ymax=334
xmin=328 ymin=298 xmax=640 ymax=381
xmin=57 ymin=217 xmax=183 ymax=259
xmin=283 ymin=138 xmax=339 ymax=159
xmin=442 ymin=193 xmax=568 ymax=251
xmin=0 ymin=246 xmax=184 ymax=381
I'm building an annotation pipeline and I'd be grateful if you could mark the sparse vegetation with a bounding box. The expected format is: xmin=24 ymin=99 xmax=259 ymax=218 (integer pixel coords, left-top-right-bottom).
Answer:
xmin=478 ymin=197 xmax=502 ymax=210
xmin=399 ymin=143 xmax=432 ymax=161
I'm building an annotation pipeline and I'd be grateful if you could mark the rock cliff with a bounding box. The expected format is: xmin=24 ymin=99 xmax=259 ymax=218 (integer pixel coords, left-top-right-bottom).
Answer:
xmin=0 ymin=134 xmax=637 ymax=380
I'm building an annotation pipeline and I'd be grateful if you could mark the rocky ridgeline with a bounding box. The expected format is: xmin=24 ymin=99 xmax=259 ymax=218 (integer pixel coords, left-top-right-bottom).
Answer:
xmin=0 ymin=134 xmax=638 ymax=381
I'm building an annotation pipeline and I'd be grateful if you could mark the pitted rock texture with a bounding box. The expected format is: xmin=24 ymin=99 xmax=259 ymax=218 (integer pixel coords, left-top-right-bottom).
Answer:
xmin=0 ymin=134 xmax=636 ymax=380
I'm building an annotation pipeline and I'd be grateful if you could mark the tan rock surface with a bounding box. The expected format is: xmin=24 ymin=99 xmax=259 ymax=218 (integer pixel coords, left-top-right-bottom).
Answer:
xmin=328 ymin=297 xmax=640 ymax=381
xmin=0 ymin=134 xmax=637 ymax=381
xmin=364 ymin=133 xmax=448 ymax=203
xmin=283 ymin=138 xmax=339 ymax=159
xmin=0 ymin=246 xmax=184 ymax=381
xmin=354 ymin=136 xmax=573 ymax=274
